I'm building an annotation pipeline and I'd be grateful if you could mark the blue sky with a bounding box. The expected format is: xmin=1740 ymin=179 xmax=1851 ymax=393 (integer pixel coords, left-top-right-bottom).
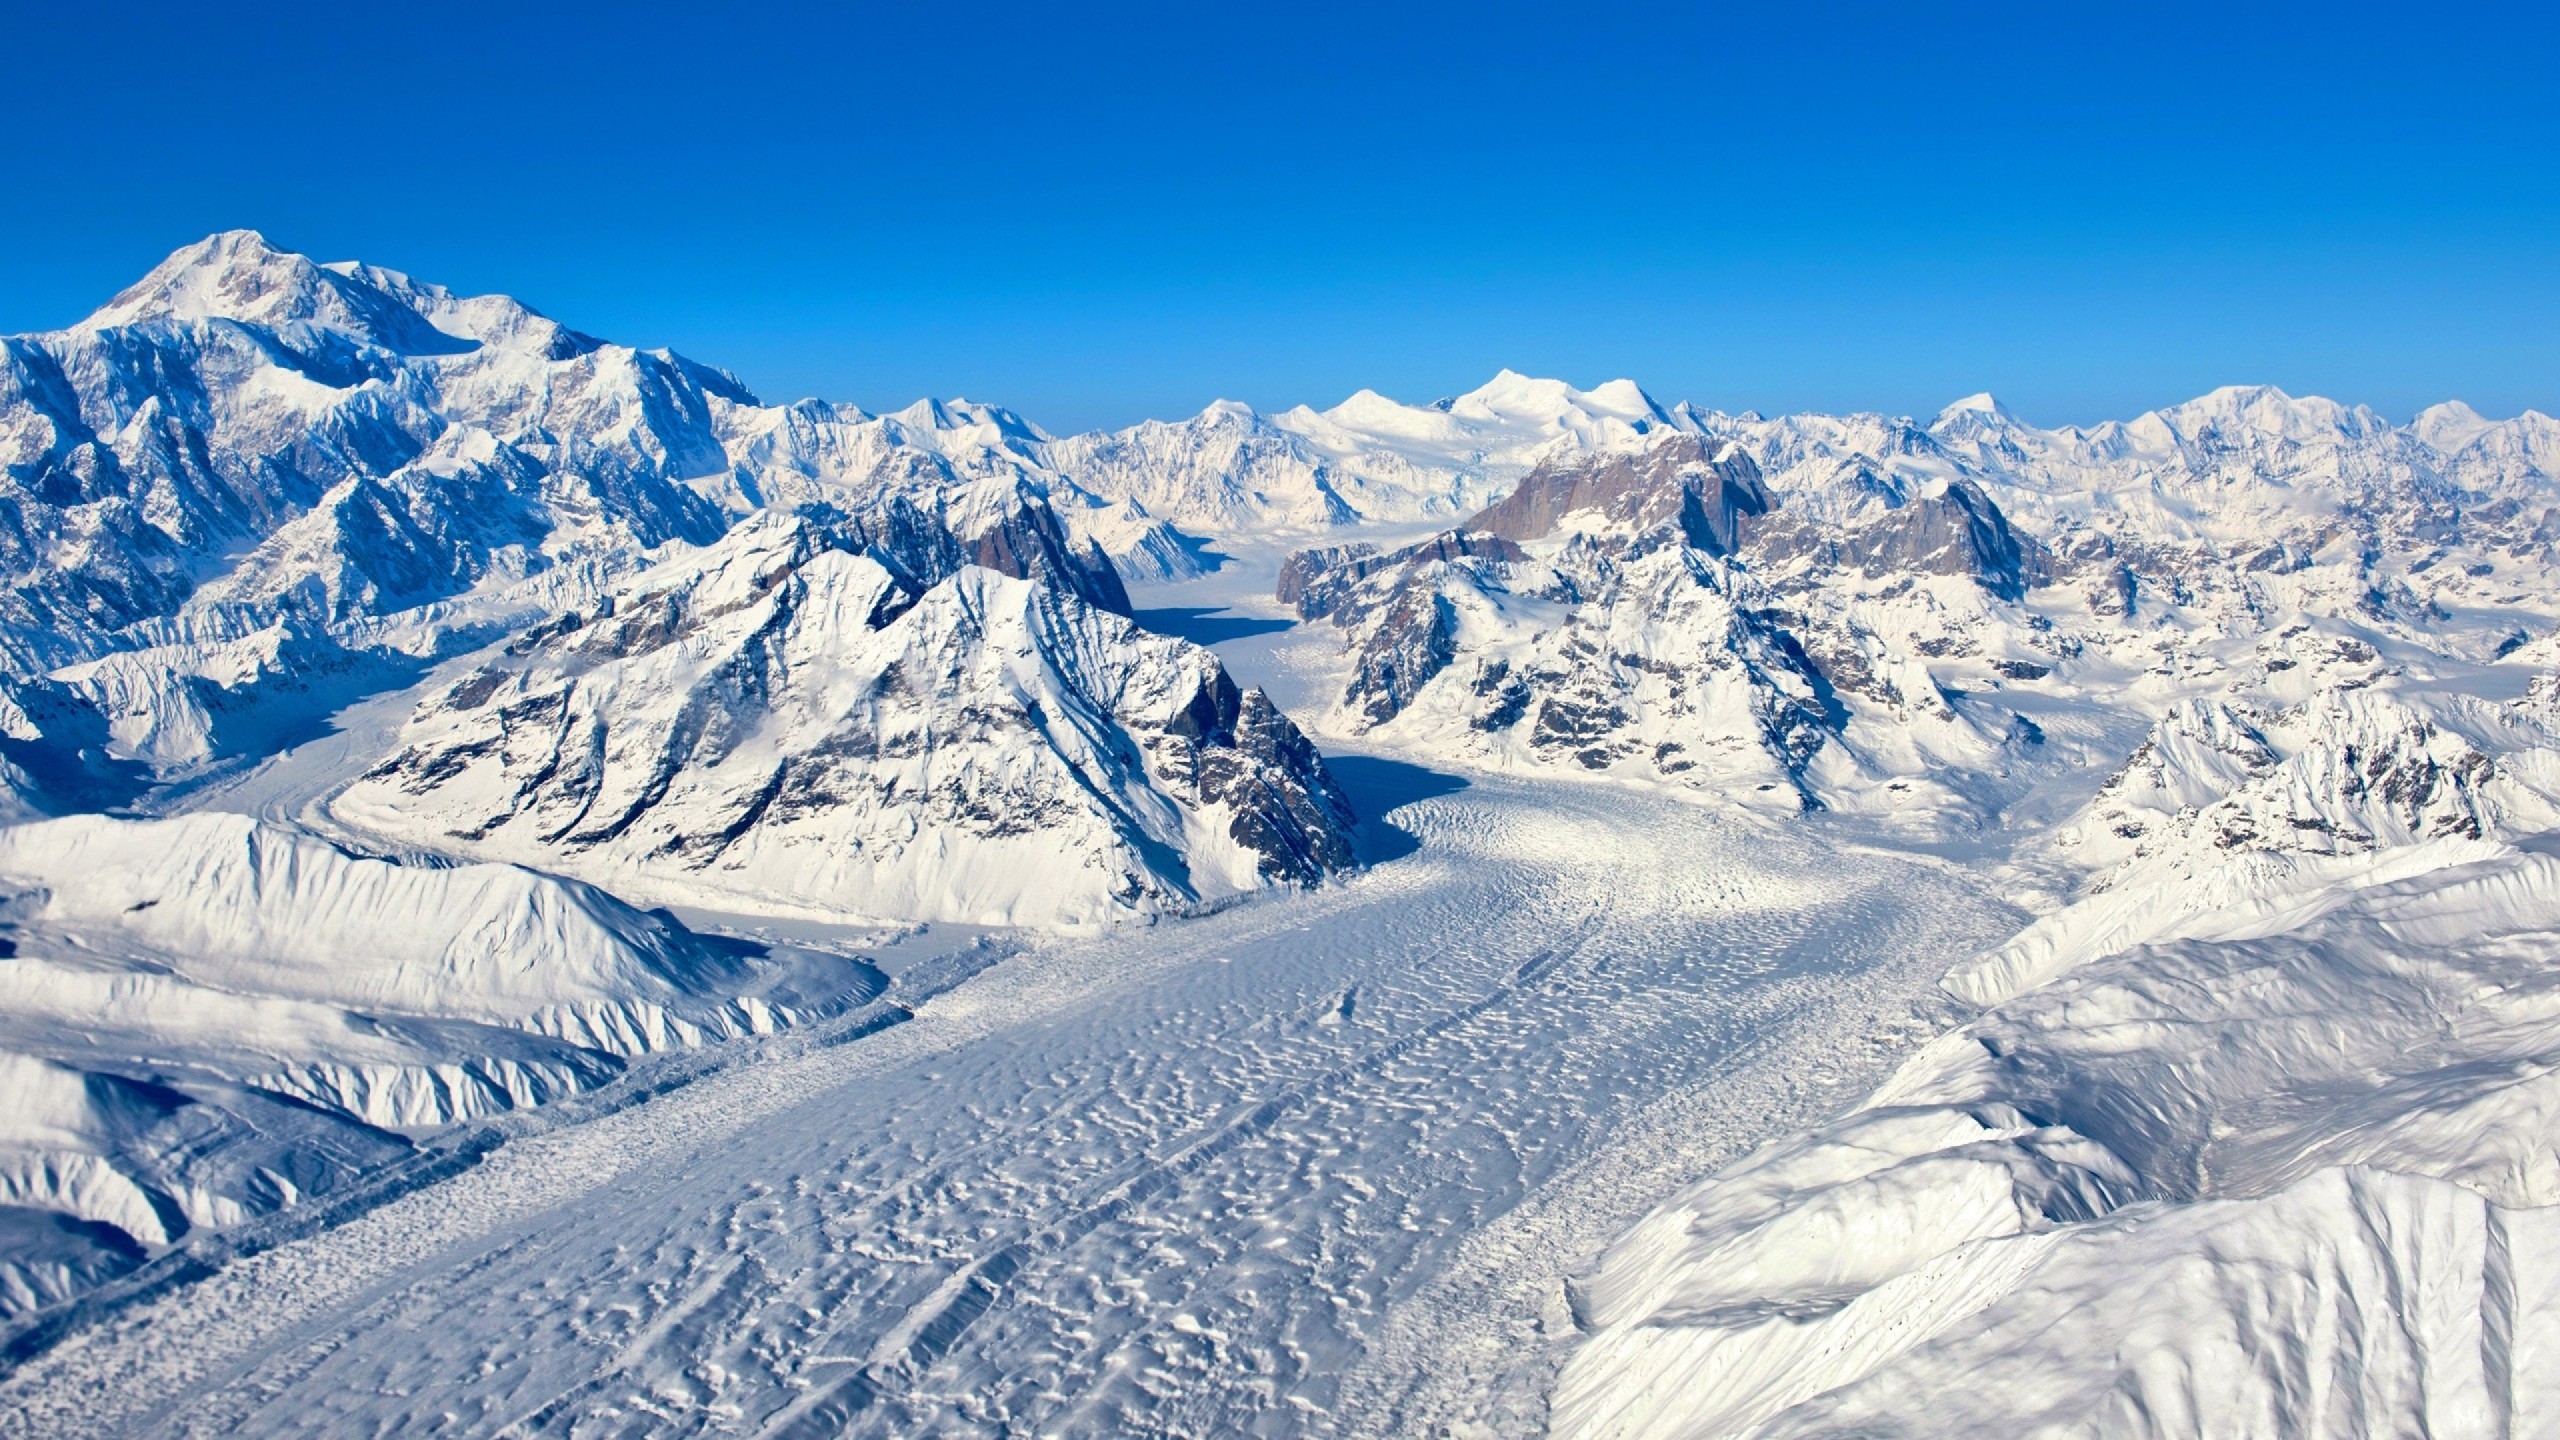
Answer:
xmin=5 ymin=1 xmax=2554 ymax=430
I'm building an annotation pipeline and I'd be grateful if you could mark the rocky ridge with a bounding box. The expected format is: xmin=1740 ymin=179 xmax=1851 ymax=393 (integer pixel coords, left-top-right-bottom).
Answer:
xmin=336 ymin=513 xmax=1356 ymax=929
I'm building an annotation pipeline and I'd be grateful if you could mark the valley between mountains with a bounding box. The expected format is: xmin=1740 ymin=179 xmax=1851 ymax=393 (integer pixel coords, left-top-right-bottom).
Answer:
xmin=7 ymin=233 xmax=2560 ymax=1436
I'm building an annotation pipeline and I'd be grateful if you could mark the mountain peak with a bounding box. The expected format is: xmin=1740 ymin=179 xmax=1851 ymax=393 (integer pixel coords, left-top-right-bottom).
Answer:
xmin=2411 ymin=400 xmax=2496 ymax=451
xmin=1938 ymin=391 xmax=2012 ymax=419
xmin=79 ymin=230 xmax=476 ymax=356
xmin=1458 ymin=369 xmax=1564 ymax=405
xmin=87 ymin=230 xmax=298 ymax=324
xmin=1443 ymin=371 xmax=1687 ymax=443
xmin=1931 ymin=392 xmax=2029 ymax=436
xmin=1194 ymin=398 xmax=1263 ymax=425
xmin=1582 ymin=377 xmax=1668 ymax=422
xmin=2151 ymin=384 xmax=2383 ymax=443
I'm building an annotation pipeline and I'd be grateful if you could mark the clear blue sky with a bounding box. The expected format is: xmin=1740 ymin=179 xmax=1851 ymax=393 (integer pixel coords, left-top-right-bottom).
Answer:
xmin=5 ymin=1 xmax=2554 ymax=431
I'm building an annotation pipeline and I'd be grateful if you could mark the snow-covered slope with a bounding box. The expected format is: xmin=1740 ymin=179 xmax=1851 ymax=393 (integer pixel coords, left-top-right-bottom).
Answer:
xmin=0 ymin=811 xmax=871 ymax=1105
xmin=1554 ymin=669 xmax=2560 ymax=1438
xmin=0 ymin=1051 xmax=405 ymax=1315
xmin=0 ymin=235 xmax=1364 ymax=1320
xmin=1494 ymin=380 xmax=2560 ymax=1422
xmin=759 ymin=370 xmax=1710 ymax=569
xmin=1044 ymin=370 xmax=1698 ymax=536
xmin=333 ymin=514 xmax=1357 ymax=929
xmin=0 ymin=232 xmax=1157 ymax=812
xmin=0 ymin=232 xmax=1136 ymax=659
xmin=17 ymin=229 xmax=2560 ymax=1427
xmin=1277 ymin=431 xmax=2053 ymax=818
xmin=0 ymin=809 xmax=879 ymax=1317
xmin=1 ymin=813 xmax=756 ymax=1031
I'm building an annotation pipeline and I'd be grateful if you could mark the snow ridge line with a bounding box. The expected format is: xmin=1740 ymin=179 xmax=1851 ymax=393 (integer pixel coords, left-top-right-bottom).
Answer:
xmin=763 ymin=911 xmax=1606 ymax=1433
xmin=2484 ymin=1206 xmax=2518 ymax=1440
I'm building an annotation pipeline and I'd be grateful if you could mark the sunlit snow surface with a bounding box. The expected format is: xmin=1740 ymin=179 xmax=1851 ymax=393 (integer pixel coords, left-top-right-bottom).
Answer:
xmin=0 ymin=562 xmax=2024 ymax=1439
xmin=19 ymin=231 xmax=2560 ymax=1438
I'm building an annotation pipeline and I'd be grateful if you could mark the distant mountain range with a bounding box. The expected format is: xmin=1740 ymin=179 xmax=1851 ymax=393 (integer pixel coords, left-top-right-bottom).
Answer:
xmin=29 ymin=232 xmax=2544 ymax=671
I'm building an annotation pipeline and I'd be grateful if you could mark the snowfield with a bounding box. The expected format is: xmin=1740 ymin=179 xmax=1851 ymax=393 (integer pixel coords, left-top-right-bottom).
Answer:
xmin=0 ymin=809 xmax=879 ymax=1316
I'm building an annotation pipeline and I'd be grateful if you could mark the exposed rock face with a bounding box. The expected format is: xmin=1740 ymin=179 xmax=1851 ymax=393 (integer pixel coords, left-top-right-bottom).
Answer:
xmin=960 ymin=495 xmax=1133 ymax=615
xmin=1158 ymin=668 xmax=1358 ymax=887
xmin=1472 ymin=430 xmax=2046 ymax=597
xmin=0 ymin=234 xmax=732 ymax=663
xmin=2058 ymin=685 xmax=2510 ymax=880
xmin=1282 ymin=432 xmax=2046 ymax=814
xmin=1038 ymin=369 xmax=1704 ymax=543
xmin=1277 ymin=529 xmax=1562 ymax=730
xmin=1488 ymin=550 xmax=1838 ymax=797
xmin=340 ymin=515 xmax=1355 ymax=928
xmin=1350 ymin=584 xmax=1460 ymax=727
xmin=1277 ymin=530 xmax=1529 ymax=623
xmin=1469 ymin=433 xmax=1770 ymax=555
xmin=1749 ymin=473 xmax=2048 ymax=599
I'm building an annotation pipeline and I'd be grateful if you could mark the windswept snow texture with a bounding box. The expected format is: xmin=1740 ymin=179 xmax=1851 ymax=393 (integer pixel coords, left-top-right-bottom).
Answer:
xmin=0 ymin=811 xmax=877 ymax=1318
xmin=0 ymin=764 xmax=2020 ymax=1439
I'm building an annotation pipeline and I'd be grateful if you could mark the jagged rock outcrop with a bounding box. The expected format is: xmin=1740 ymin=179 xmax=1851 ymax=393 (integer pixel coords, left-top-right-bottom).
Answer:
xmin=1749 ymin=472 xmax=2047 ymax=599
xmin=1283 ymin=431 xmax=2047 ymax=813
xmin=1468 ymin=433 xmax=1770 ymax=556
xmin=1277 ymin=530 xmax=1530 ymax=623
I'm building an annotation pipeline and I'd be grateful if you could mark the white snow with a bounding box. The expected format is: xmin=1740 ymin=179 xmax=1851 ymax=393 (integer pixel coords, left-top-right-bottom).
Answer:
xmin=329 ymin=515 xmax=1354 ymax=930
xmin=0 ymin=812 xmax=748 ymax=1025
xmin=0 ymin=809 xmax=876 ymax=1311
xmin=12 ymin=230 xmax=2560 ymax=1439
xmin=0 ymin=754 xmax=2021 ymax=1438
xmin=1554 ymin=670 xmax=2560 ymax=1439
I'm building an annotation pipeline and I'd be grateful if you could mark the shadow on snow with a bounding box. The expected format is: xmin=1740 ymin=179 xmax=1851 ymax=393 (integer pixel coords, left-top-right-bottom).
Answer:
xmin=1131 ymin=606 xmax=1297 ymax=647
xmin=1323 ymin=752 xmax=1470 ymax=865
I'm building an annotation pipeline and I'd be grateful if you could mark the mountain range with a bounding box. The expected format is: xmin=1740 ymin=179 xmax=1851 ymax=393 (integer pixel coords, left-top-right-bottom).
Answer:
xmin=8 ymin=232 xmax=2560 ymax=1435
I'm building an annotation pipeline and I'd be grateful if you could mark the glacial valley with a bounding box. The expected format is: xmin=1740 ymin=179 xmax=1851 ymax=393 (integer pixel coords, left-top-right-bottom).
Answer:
xmin=5 ymin=233 xmax=2560 ymax=1437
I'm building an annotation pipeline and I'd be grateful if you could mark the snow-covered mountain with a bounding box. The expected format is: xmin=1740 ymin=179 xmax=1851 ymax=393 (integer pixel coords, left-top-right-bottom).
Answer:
xmin=333 ymin=514 xmax=1355 ymax=929
xmin=1039 ymin=370 xmax=1699 ymax=537
xmin=1232 ymin=381 xmax=2560 ymax=1435
xmin=14 ymin=229 xmax=2560 ymax=1430
xmin=1277 ymin=431 xmax=2053 ymax=817
xmin=0 ymin=234 xmax=1716 ymax=817
xmin=1553 ymin=669 xmax=2560 ymax=1438
xmin=1272 ymin=378 xmax=2560 ymax=824
xmin=0 ymin=231 xmax=1130 ymax=662
xmin=10 ymin=232 xmax=2552 ymax=675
